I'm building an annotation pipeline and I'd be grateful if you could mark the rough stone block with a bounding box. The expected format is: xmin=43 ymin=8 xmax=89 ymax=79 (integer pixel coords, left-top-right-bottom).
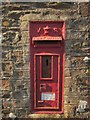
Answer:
xmin=2 ymin=51 xmax=11 ymax=60
xmin=66 ymin=17 xmax=89 ymax=31
xmin=3 ymin=101 xmax=11 ymax=109
xmin=65 ymin=68 xmax=71 ymax=77
xmin=2 ymin=80 xmax=10 ymax=90
xmin=20 ymin=98 xmax=29 ymax=108
xmin=21 ymin=31 xmax=29 ymax=44
xmin=64 ymin=77 xmax=71 ymax=87
xmin=21 ymin=21 xmax=29 ymax=31
xmin=65 ymin=56 xmax=71 ymax=68
xmin=2 ymin=62 xmax=12 ymax=72
xmin=23 ymin=70 xmax=30 ymax=79
xmin=2 ymin=72 xmax=13 ymax=77
xmin=64 ymin=96 xmax=78 ymax=105
xmin=2 ymin=92 xmax=10 ymax=98
xmin=69 ymin=56 xmax=85 ymax=68
xmin=2 ymin=108 xmax=10 ymax=114
xmin=64 ymin=88 xmax=69 ymax=96
xmin=23 ymin=55 xmax=30 ymax=63
xmin=14 ymin=108 xmax=27 ymax=117
xmin=14 ymin=61 xmax=24 ymax=69
xmin=12 ymin=90 xmax=23 ymax=99
xmin=22 ymin=62 xmax=30 ymax=70
xmin=80 ymin=3 xmax=90 ymax=16
xmin=23 ymin=44 xmax=30 ymax=55
xmin=78 ymin=31 xmax=89 ymax=40
xmin=12 ymin=99 xmax=21 ymax=108
xmin=66 ymin=30 xmax=79 ymax=40
xmin=11 ymin=50 xmax=23 ymax=62
xmin=12 ymin=70 xmax=23 ymax=80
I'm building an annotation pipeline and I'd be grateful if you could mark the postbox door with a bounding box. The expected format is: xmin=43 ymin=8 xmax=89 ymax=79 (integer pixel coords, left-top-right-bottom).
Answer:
xmin=34 ymin=53 xmax=60 ymax=110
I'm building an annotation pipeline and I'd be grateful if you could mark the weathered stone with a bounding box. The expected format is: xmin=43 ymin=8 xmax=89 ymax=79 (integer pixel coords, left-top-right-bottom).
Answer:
xmin=78 ymin=31 xmax=89 ymax=40
xmin=12 ymin=70 xmax=23 ymax=80
xmin=2 ymin=108 xmax=10 ymax=114
xmin=2 ymin=62 xmax=12 ymax=72
xmin=14 ymin=61 xmax=24 ymax=69
xmin=2 ymin=72 xmax=13 ymax=77
xmin=23 ymin=44 xmax=30 ymax=55
xmin=2 ymin=51 xmax=11 ymax=60
xmin=23 ymin=55 xmax=30 ymax=63
xmin=3 ymin=101 xmax=11 ymax=109
xmin=13 ymin=32 xmax=21 ymax=45
xmin=65 ymin=68 xmax=71 ymax=77
xmin=2 ymin=80 xmax=10 ymax=90
xmin=11 ymin=50 xmax=23 ymax=62
xmin=2 ymin=93 xmax=10 ymax=98
xmin=21 ymin=21 xmax=29 ymax=31
xmin=80 ymin=3 xmax=90 ymax=16
xmin=64 ymin=105 xmax=75 ymax=118
xmin=66 ymin=18 xmax=89 ymax=30
xmin=21 ymin=31 xmax=29 ymax=44
xmin=64 ymin=77 xmax=72 ymax=88
xmin=12 ymin=100 xmax=21 ymax=108
xmin=12 ymin=91 xmax=23 ymax=99
xmin=14 ymin=108 xmax=27 ymax=117
xmin=66 ymin=30 xmax=79 ymax=40
xmin=1 ymin=2 xmax=89 ymax=118
xmin=20 ymin=98 xmax=29 ymax=108
xmin=76 ymin=100 xmax=88 ymax=113
xmin=22 ymin=62 xmax=30 ymax=70
xmin=65 ymin=56 xmax=71 ymax=68
xmin=64 ymin=88 xmax=70 ymax=96
xmin=2 ymin=20 xmax=10 ymax=27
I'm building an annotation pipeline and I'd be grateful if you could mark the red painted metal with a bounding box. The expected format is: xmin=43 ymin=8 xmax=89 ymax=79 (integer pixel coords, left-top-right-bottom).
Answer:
xmin=30 ymin=21 xmax=65 ymax=114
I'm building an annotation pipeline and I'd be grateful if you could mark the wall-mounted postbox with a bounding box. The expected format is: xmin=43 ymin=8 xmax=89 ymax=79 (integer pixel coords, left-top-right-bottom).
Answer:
xmin=30 ymin=21 xmax=65 ymax=114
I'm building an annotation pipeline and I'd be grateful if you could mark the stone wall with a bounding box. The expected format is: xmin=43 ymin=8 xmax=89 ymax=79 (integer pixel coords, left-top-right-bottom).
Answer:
xmin=1 ymin=2 xmax=90 ymax=118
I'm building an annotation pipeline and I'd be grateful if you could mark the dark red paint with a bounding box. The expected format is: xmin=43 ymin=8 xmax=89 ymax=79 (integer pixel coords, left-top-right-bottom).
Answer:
xmin=30 ymin=21 xmax=65 ymax=114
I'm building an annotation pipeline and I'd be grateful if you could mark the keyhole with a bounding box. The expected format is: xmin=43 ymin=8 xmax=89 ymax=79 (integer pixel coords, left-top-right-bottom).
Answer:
xmin=46 ymin=59 xmax=48 ymax=66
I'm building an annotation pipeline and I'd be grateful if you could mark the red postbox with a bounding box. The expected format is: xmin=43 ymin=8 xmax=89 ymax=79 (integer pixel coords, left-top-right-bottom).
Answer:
xmin=30 ymin=21 xmax=65 ymax=114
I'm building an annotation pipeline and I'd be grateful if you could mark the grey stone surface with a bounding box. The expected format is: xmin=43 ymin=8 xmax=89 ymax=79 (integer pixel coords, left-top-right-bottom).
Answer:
xmin=1 ymin=2 xmax=90 ymax=118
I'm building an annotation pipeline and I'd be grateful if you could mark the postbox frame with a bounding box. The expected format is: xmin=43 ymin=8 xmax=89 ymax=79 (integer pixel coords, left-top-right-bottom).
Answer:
xmin=30 ymin=21 xmax=65 ymax=114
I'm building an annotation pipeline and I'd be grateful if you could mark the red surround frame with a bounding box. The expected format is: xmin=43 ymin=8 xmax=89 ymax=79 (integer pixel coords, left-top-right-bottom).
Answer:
xmin=30 ymin=21 xmax=65 ymax=114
